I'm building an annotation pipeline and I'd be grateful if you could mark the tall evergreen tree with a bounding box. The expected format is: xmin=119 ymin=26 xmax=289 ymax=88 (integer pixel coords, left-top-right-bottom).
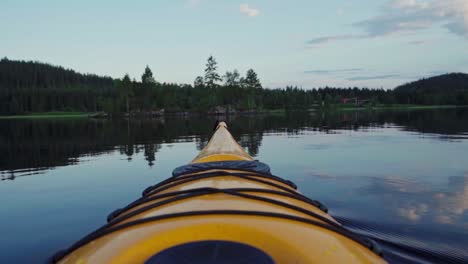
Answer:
xmin=224 ymin=70 xmax=241 ymax=87
xmin=204 ymin=56 xmax=221 ymax=88
xmin=119 ymin=74 xmax=133 ymax=113
xmin=194 ymin=76 xmax=204 ymax=88
xmin=141 ymin=65 xmax=156 ymax=84
xmin=244 ymin=69 xmax=262 ymax=89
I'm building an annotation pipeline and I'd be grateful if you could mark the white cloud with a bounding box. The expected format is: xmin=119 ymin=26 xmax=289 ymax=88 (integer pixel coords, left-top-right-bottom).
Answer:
xmin=306 ymin=34 xmax=366 ymax=48
xmin=390 ymin=0 xmax=430 ymax=9
xmin=357 ymin=0 xmax=468 ymax=37
xmin=307 ymin=0 xmax=468 ymax=48
xmin=240 ymin=4 xmax=260 ymax=17
xmin=304 ymin=68 xmax=364 ymax=74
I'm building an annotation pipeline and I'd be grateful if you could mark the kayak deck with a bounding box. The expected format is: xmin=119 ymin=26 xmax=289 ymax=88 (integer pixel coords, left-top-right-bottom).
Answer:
xmin=192 ymin=122 xmax=253 ymax=163
xmin=51 ymin=122 xmax=387 ymax=264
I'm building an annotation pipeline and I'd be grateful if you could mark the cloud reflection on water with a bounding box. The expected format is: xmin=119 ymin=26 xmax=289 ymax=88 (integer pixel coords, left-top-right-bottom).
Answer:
xmin=361 ymin=174 xmax=468 ymax=228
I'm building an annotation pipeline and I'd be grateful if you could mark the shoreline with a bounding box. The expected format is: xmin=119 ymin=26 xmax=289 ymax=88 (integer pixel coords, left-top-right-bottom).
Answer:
xmin=0 ymin=112 xmax=89 ymax=119
xmin=334 ymin=105 xmax=468 ymax=112
xmin=1 ymin=105 xmax=467 ymax=119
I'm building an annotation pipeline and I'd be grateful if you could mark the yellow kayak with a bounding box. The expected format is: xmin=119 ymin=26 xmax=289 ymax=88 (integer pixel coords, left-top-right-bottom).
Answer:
xmin=50 ymin=122 xmax=387 ymax=264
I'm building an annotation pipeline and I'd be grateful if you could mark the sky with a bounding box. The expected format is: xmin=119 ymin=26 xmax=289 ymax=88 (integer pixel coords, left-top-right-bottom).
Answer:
xmin=1 ymin=0 xmax=468 ymax=89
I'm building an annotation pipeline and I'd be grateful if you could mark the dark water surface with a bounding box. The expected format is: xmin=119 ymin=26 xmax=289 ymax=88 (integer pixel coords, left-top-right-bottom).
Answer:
xmin=1 ymin=109 xmax=468 ymax=263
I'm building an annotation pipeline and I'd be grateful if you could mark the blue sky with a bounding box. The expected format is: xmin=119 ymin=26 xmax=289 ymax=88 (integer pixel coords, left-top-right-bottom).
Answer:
xmin=2 ymin=0 xmax=468 ymax=89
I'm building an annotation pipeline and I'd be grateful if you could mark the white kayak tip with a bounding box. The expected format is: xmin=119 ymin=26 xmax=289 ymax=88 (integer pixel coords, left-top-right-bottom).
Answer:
xmin=216 ymin=121 xmax=228 ymax=130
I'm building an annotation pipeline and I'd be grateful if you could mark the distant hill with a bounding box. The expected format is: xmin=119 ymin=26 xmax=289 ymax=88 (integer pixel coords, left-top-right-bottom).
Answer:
xmin=0 ymin=57 xmax=115 ymax=91
xmin=0 ymin=58 xmax=117 ymax=114
xmin=394 ymin=73 xmax=468 ymax=105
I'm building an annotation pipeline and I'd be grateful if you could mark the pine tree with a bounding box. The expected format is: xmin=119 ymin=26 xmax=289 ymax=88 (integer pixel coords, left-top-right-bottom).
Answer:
xmin=224 ymin=70 xmax=241 ymax=87
xmin=204 ymin=56 xmax=221 ymax=88
xmin=194 ymin=76 xmax=204 ymax=88
xmin=244 ymin=69 xmax=262 ymax=89
xmin=119 ymin=74 xmax=133 ymax=113
xmin=141 ymin=65 xmax=156 ymax=84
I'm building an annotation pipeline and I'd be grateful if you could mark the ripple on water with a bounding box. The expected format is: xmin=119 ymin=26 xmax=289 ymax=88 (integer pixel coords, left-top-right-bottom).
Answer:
xmin=335 ymin=216 xmax=468 ymax=264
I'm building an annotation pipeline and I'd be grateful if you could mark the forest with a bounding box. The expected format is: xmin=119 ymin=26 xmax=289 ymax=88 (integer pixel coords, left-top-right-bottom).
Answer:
xmin=0 ymin=56 xmax=467 ymax=115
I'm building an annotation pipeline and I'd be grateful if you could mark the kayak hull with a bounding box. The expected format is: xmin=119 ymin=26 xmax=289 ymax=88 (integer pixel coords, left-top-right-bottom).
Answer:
xmin=55 ymin=122 xmax=387 ymax=264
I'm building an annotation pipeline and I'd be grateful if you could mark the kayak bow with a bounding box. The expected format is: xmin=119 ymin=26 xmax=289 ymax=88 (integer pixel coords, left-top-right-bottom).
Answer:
xmin=51 ymin=122 xmax=387 ymax=264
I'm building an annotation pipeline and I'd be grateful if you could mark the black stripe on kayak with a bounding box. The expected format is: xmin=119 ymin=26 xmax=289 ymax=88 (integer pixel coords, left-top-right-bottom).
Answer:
xmin=142 ymin=171 xmax=297 ymax=197
xmin=107 ymin=188 xmax=331 ymax=227
xmin=48 ymin=210 xmax=384 ymax=263
xmin=146 ymin=169 xmax=297 ymax=195
xmin=108 ymin=187 xmax=327 ymax=222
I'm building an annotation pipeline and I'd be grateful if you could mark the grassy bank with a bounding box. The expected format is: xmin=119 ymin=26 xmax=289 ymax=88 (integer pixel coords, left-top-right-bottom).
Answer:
xmin=0 ymin=111 xmax=89 ymax=119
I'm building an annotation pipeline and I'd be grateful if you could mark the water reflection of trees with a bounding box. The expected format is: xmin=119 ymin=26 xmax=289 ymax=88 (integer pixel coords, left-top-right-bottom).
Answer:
xmin=1 ymin=108 xmax=467 ymax=177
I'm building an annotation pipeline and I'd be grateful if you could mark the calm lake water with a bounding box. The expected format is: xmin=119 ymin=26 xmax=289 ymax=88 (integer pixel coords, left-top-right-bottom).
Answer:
xmin=1 ymin=109 xmax=468 ymax=263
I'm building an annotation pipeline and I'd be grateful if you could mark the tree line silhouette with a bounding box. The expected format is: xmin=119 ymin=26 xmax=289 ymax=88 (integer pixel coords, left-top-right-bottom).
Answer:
xmin=1 ymin=56 xmax=467 ymax=115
